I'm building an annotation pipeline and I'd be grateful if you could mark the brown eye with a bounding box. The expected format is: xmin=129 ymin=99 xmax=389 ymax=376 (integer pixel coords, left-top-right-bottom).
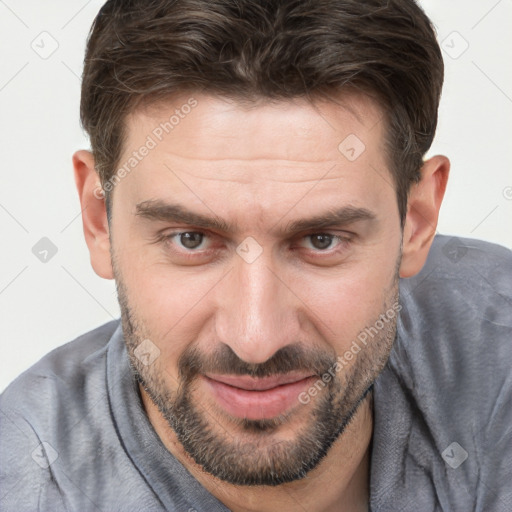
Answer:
xmin=308 ymin=234 xmax=335 ymax=250
xmin=178 ymin=232 xmax=204 ymax=249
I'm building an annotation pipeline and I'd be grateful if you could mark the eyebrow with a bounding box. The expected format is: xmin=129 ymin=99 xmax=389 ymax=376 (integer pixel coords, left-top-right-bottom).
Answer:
xmin=135 ymin=199 xmax=376 ymax=236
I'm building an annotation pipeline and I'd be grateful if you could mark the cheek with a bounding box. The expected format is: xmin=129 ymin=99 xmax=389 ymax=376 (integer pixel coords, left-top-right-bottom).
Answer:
xmin=297 ymin=254 xmax=398 ymax=350
xmin=119 ymin=250 xmax=223 ymax=358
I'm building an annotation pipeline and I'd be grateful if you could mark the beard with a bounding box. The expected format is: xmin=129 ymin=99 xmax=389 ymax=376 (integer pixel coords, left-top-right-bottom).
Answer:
xmin=115 ymin=269 xmax=398 ymax=487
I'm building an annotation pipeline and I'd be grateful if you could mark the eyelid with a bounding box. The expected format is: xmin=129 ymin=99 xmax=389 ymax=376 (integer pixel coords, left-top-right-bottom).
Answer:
xmin=296 ymin=232 xmax=352 ymax=251
xmin=159 ymin=229 xmax=350 ymax=242
xmin=160 ymin=230 xmax=212 ymax=250
xmin=157 ymin=229 xmax=354 ymax=258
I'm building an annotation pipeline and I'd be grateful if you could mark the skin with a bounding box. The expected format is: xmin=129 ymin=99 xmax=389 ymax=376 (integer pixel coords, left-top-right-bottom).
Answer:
xmin=73 ymin=91 xmax=449 ymax=512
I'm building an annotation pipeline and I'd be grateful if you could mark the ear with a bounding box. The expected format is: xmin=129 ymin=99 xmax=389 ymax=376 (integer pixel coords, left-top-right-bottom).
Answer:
xmin=399 ymin=155 xmax=450 ymax=278
xmin=72 ymin=150 xmax=114 ymax=279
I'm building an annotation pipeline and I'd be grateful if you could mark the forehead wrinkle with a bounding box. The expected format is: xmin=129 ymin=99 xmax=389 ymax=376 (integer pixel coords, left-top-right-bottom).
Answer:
xmin=164 ymin=173 xmax=346 ymax=185
xmin=157 ymin=159 xmax=346 ymax=185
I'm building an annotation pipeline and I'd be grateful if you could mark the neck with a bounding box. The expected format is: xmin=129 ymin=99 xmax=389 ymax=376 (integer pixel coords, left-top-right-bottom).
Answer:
xmin=140 ymin=385 xmax=373 ymax=512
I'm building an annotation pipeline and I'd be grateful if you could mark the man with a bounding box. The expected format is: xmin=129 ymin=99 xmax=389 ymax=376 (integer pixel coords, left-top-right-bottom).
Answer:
xmin=1 ymin=0 xmax=510 ymax=510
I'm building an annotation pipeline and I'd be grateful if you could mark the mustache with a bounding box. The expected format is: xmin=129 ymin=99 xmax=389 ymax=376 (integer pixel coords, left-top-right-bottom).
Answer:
xmin=177 ymin=343 xmax=337 ymax=382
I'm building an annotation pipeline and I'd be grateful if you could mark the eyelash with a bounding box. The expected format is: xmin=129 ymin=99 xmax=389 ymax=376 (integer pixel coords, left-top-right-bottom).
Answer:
xmin=157 ymin=230 xmax=352 ymax=260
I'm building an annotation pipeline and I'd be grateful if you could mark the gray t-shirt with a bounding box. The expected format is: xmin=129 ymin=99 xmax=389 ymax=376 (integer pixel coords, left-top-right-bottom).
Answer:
xmin=1 ymin=235 xmax=511 ymax=511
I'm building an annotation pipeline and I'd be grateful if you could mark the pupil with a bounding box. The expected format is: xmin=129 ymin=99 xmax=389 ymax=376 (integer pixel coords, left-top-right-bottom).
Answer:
xmin=181 ymin=232 xmax=203 ymax=249
xmin=312 ymin=234 xmax=332 ymax=250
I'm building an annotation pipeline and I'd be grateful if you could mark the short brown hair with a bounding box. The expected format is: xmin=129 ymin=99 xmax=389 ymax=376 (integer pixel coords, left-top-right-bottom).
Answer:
xmin=80 ymin=0 xmax=444 ymax=225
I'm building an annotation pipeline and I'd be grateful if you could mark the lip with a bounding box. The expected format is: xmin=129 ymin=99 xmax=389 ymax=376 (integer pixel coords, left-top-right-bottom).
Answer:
xmin=202 ymin=372 xmax=316 ymax=420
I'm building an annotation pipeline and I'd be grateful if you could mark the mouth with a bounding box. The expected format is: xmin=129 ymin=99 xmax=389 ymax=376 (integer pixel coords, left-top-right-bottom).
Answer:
xmin=202 ymin=372 xmax=317 ymax=420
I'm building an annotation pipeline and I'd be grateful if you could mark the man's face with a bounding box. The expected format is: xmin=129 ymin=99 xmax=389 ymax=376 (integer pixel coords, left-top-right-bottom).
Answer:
xmin=109 ymin=92 xmax=402 ymax=485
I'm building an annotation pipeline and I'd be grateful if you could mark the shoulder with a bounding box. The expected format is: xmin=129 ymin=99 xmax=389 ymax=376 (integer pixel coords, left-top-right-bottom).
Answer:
xmin=0 ymin=320 xmax=120 ymax=511
xmin=397 ymin=234 xmax=512 ymax=409
xmin=402 ymin=233 xmax=512 ymax=300
xmin=1 ymin=319 xmax=120 ymax=412
xmin=389 ymin=235 xmax=512 ymax=508
xmin=397 ymin=234 xmax=511 ymax=383
xmin=399 ymin=234 xmax=511 ymax=347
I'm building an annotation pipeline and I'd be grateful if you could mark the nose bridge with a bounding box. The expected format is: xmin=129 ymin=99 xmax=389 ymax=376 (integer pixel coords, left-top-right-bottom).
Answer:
xmin=215 ymin=249 xmax=298 ymax=364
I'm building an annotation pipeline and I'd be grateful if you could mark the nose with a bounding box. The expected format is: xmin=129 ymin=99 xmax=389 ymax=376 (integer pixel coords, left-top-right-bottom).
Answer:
xmin=214 ymin=246 xmax=301 ymax=364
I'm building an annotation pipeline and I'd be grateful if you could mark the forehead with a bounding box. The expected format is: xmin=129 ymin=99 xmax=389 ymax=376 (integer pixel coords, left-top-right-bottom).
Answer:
xmin=115 ymin=92 xmax=393 ymax=222
xmin=124 ymin=92 xmax=386 ymax=166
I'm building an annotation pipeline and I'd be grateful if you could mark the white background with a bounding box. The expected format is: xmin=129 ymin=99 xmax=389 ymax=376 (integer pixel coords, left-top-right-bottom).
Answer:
xmin=0 ymin=0 xmax=511 ymax=391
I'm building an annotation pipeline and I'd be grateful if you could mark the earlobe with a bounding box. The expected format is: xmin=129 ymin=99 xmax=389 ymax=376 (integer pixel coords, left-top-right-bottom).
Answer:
xmin=72 ymin=150 xmax=114 ymax=279
xmin=399 ymin=155 xmax=450 ymax=278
